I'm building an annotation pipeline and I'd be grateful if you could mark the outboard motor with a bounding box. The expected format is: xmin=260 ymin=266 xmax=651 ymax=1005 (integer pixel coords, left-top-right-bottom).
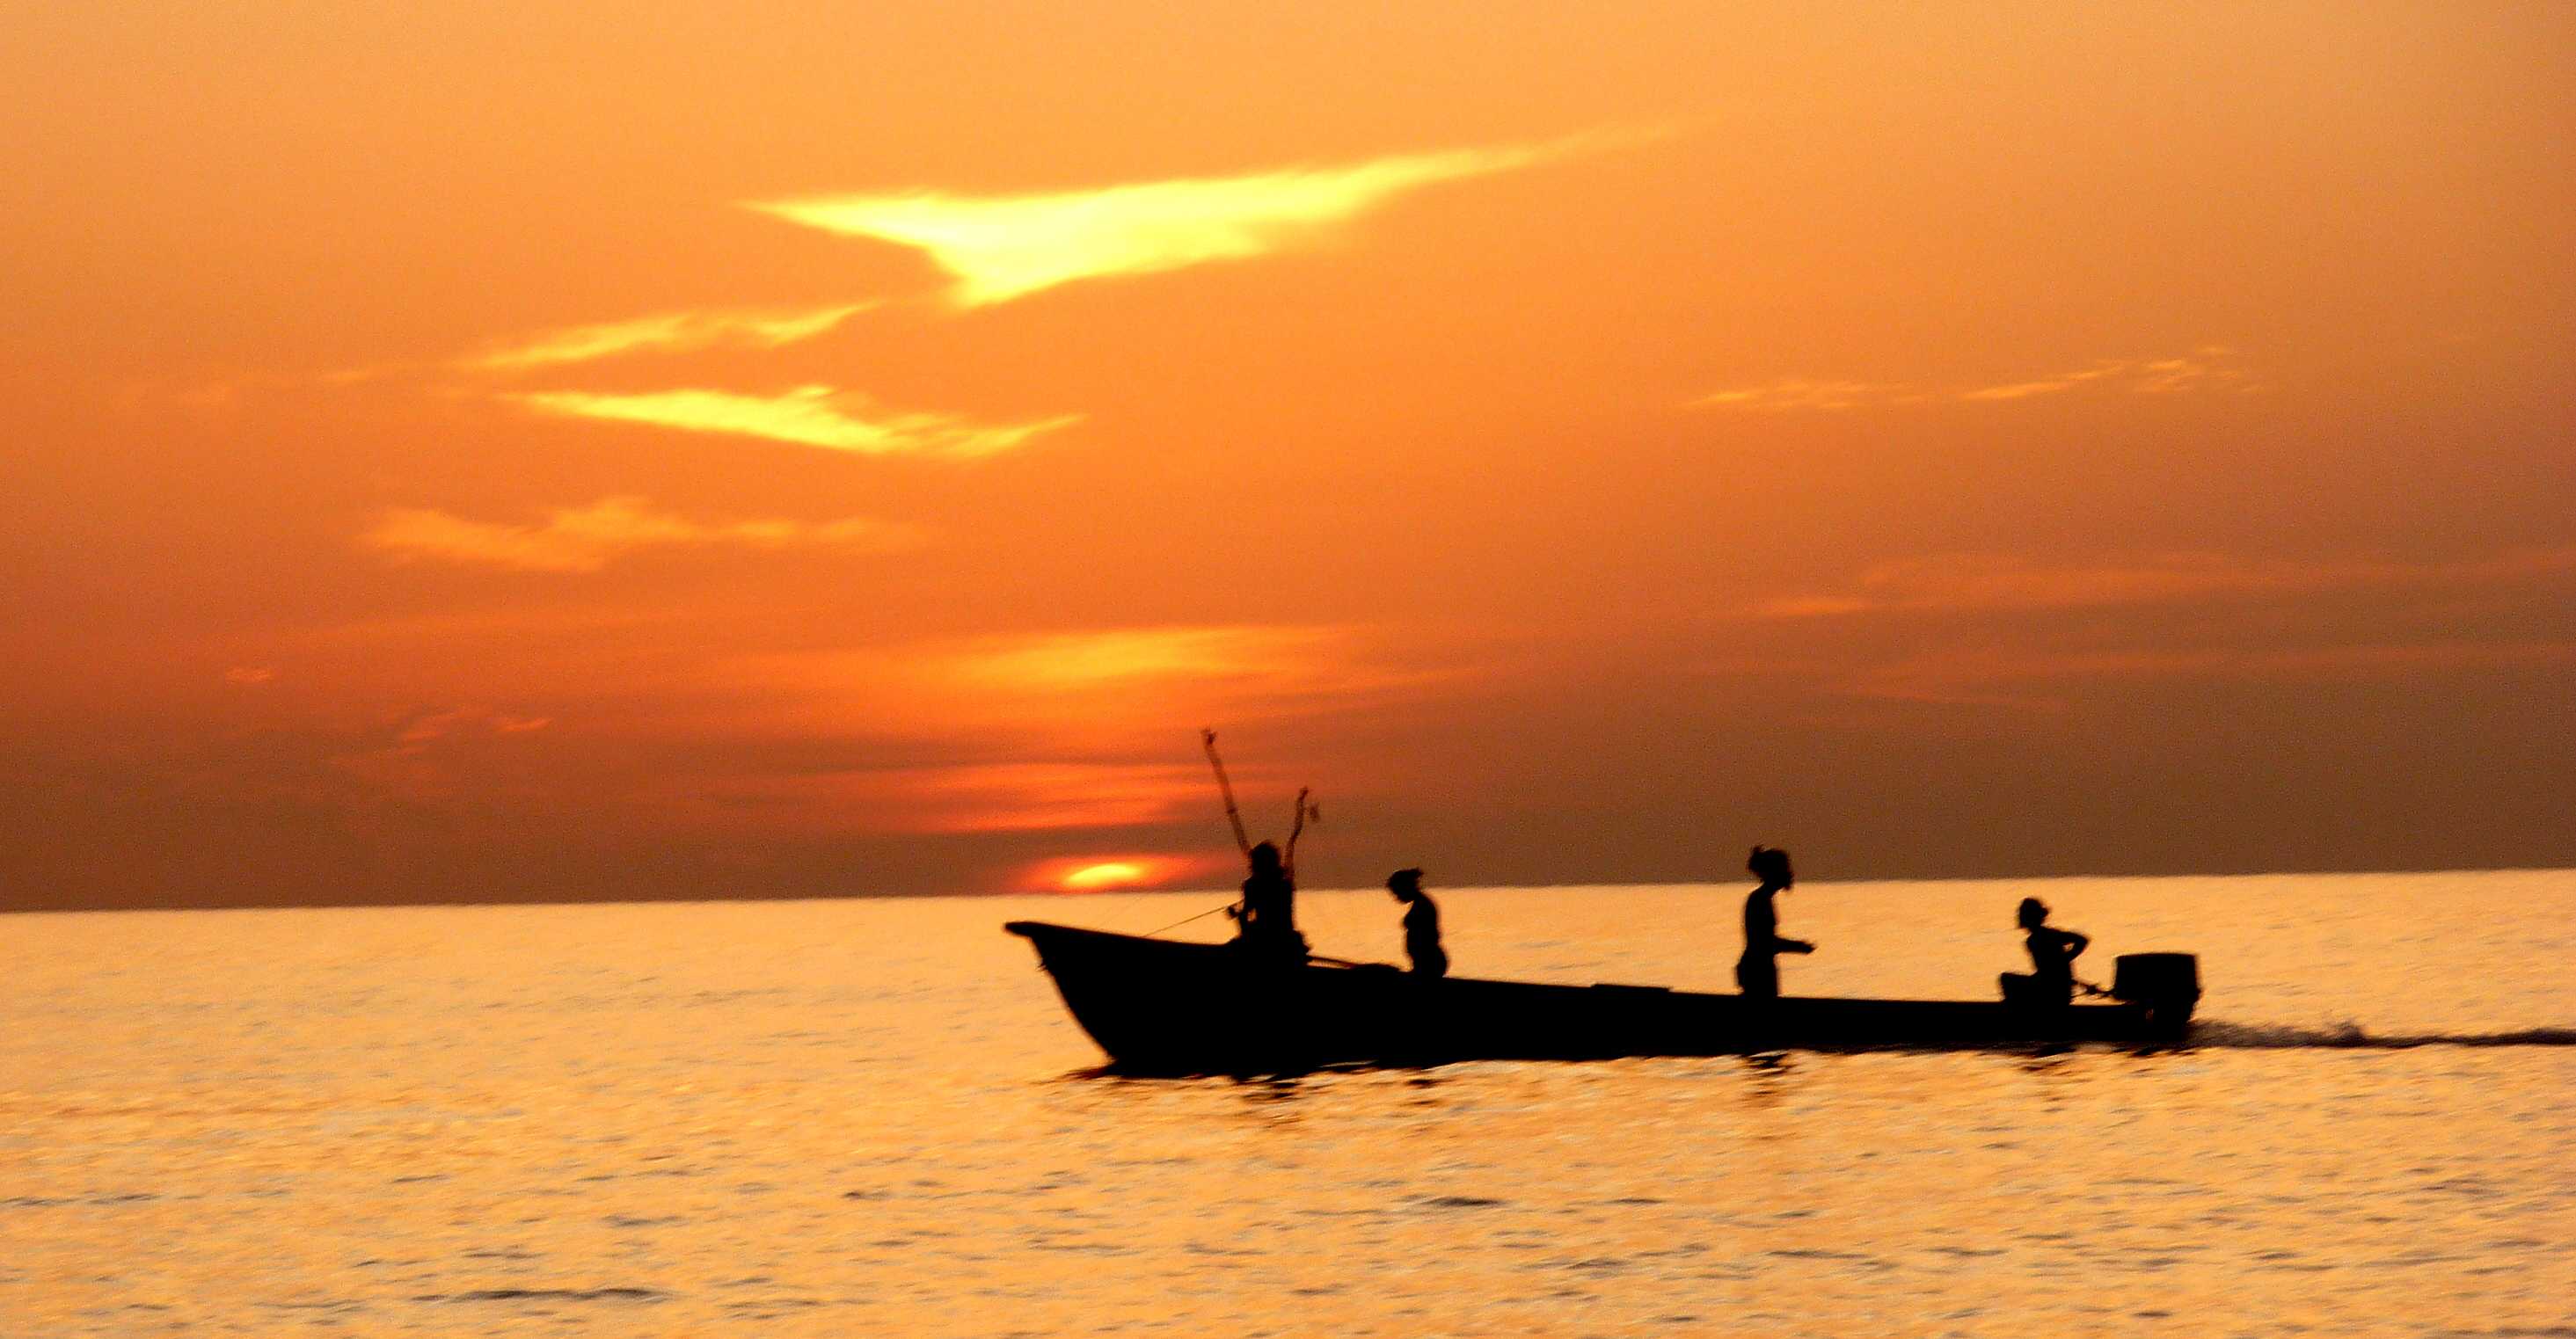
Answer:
xmin=2110 ymin=953 xmax=2200 ymax=1038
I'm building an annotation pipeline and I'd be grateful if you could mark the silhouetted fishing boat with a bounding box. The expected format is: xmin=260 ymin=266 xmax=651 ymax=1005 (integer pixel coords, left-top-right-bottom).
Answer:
xmin=1005 ymin=921 xmax=2200 ymax=1074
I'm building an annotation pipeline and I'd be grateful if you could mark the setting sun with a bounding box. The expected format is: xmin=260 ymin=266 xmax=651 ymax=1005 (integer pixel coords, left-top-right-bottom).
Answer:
xmin=1037 ymin=857 xmax=1203 ymax=894
xmin=1059 ymin=862 xmax=1154 ymax=892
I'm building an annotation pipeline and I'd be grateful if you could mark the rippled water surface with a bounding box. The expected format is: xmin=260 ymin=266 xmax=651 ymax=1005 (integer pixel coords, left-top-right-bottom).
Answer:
xmin=5 ymin=872 xmax=2572 ymax=1336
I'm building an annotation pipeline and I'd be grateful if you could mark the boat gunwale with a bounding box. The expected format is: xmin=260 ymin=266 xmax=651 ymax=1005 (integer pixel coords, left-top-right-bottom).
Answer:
xmin=1004 ymin=919 xmax=2159 ymax=1015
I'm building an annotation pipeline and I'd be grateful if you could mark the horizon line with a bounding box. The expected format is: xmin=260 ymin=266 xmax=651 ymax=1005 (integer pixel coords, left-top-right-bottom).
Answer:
xmin=7 ymin=863 xmax=2569 ymax=916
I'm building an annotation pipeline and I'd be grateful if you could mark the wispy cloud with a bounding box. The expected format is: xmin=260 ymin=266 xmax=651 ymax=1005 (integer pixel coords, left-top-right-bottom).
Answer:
xmin=1689 ymin=379 xmax=1908 ymax=412
xmin=633 ymin=626 xmax=1461 ymax=836
xmin=508 ymin=386 xmax=1081 ymax=457
xmin=361 ymin=496 xmax=923 ymax=572
xmin=1692 ymin=346 xmax=2254 ymax=412
xmin=747 ymin=132 xmax=1631 ymax=307
xmin=699 ymin=762 xmax=1217 ymax=834
xmin=737 ymin=625 xmax=1421 ymax=711
xmin=1748 ymin=547 xmax=2576 ymax=619
xmin=1847 ymin=640 xmax=2576 ymax=711
xmin=461 ymin=302 xmax=877 ymax=371
xmin=328 ymin=706 xmax=557 ymax=800
xmin=938 ymin=627 xmax=1361 ymax=694
xmin=711 ymin=624 xmax=1460 ymax=759
xmin=1959 ymin=347 xmax=2251 ymax=401
xmin=393 ymin=706 xmax=553 ymax=746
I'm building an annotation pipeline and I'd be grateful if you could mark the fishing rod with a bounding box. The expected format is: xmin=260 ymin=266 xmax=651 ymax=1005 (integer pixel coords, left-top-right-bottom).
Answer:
xmin=1143 ymin=730 xmax=1254 ymax=940
xmin=1201 ymin=728 xmax=1252 ymax=857
xmin=1143 ymin=902 xmax=1236 ymax=937
xmin=1160 ymin=729 xmax=1324 ymax=939
xmin=1135 ymin=893 xmax=1377 ymax=969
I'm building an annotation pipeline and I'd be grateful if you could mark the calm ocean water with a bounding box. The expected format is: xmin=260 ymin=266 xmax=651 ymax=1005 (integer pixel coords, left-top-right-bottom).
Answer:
xmin=4 ymin=871 xmax=2572 ymax=1337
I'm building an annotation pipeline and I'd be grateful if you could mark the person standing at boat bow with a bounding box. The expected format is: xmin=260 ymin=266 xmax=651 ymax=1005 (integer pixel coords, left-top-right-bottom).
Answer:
xmin=1736 ymin=846 xmax=1813 ymax=999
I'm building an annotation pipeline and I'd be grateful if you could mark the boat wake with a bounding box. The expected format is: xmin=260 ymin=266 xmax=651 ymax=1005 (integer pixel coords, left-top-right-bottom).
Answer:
xmin=2192 ymin=1020 xmax=2576 ymax=1050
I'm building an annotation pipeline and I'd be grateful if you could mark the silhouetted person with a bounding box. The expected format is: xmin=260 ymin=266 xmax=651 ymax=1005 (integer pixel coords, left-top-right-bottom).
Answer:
xmin=2000 ymin=896 xmax=2089 ymax=1008
xmin=1229 ymin=841 xmax=1308 ymax=963
xmin=1735 ymin=846 xmax=1813 ymax=1000
xmin=1386 ymin=868 xmax=1448 ymax=979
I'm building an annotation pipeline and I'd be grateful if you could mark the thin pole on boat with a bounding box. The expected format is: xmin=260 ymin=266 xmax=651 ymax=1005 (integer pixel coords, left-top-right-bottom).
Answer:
xmin=1138 ymin=904 xmax=1374 ymax=966
xmin=1201 ymin=728 xmax=1252 ymax=857
xmin=1143 ymin=902 xmax=1235 ymax=936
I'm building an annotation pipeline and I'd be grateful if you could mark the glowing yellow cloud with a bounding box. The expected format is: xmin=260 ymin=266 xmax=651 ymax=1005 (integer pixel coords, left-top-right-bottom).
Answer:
xmin=747 ymin=133 xmax=1624 ymax=307
xmin=462 ymin=303 xmax=876 ymax=371
xmin=361 ymin=495 xmax=922 ymax=572
xmin=944 ymin=627 xmax=1347 ymax=693
xmin=509 ymin=386 xmax=1080 ymax=457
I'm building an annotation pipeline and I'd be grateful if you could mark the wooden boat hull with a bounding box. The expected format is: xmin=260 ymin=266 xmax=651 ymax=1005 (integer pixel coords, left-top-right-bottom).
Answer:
xmin=1006 ymin=921 xmax=2194 ymax=1074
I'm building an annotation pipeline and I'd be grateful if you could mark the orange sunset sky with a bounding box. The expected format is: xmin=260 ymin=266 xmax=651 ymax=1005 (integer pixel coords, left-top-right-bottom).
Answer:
xmin=4 ymin=4 xmax=2571 ymax=909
